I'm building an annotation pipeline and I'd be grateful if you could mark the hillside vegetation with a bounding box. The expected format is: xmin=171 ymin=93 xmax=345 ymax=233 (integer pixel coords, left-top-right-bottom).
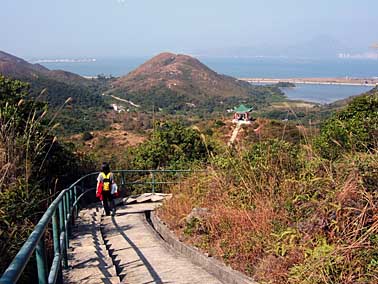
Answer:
xmin=0 ymin=76 xmax=96 ymax=281
xmin=1 ymin=49 xmax=377 ymax=284
xmin=157 ymin=89 xmax=378 ymax=284
xmin=0 ymin=50 xmax=110 ymax=134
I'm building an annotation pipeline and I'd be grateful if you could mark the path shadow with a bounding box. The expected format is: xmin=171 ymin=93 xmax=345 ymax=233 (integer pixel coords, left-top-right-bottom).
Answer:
xmin=68 ymin=210 xmax=118 ymax=282
xmin=111 ymin=215 xmax=164 ymax=284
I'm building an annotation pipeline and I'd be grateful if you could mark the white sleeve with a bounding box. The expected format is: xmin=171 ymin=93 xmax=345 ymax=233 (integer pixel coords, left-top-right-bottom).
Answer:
xmin=97 ymin=173 xmax=103 ymax=182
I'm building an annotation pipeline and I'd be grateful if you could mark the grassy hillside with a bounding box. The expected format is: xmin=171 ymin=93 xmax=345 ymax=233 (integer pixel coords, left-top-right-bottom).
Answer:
xmin=156 ymin=89 xmax=378 ymax=283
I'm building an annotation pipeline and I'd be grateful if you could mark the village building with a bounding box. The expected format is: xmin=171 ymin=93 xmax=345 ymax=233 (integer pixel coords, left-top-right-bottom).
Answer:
xmin=232 ymin=104 xmax=253 ymax=124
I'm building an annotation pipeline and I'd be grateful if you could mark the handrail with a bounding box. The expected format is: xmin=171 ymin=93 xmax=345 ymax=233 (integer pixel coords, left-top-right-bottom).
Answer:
xmin=0 ymin=189 xmax=67 ymax=284
xmin=0 ymin=169 xmax=195 ymax=284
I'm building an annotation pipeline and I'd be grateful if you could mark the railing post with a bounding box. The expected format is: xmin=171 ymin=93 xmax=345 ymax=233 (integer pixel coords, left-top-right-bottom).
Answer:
xmin=151 ymin=171 xmax=155 ymax=194
xmin=68 ymin=188 xmax=74 ymax=226
xmin=66 ymin=192 xmax=71 ymax=239
xmin=52 ymin=210 xmax=61 ymax=255
xmin=35 ymin=235 xmax=48 ymax=284
xmin=80 ymin=180 xmax=85 ymax=210
xmin=52 ymin=210 xmax=63 ymax=284
xmin=73 ymin=186 xmax=78 ymax=219
xmin=59 ymin=198 xmax=68 ymax=269
xmin=59 ymin=200 xmax=68 ymax=269
xmin=62 ymin=195 xmax=69 ymax=268
xmin=68 ymin=188 xmax=72 ymax=211
xmin=64 ymin=193 xmax=70 ymax=247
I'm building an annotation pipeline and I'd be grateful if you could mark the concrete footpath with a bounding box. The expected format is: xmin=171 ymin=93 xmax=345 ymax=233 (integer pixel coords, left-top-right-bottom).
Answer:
xmin=63 ymin=205 xmax=120 ymax=284
xmin=65 ymin=203 xmax=223 ymax=284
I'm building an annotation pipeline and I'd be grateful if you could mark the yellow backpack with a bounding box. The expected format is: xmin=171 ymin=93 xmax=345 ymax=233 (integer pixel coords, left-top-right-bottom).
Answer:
xmin=101 ymin=172 xmax=112 ymax=191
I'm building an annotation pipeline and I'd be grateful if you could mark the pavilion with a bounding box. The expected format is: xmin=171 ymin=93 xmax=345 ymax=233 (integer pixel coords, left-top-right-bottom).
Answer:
xmin=232 ymin=104 xmax=254 ymax=124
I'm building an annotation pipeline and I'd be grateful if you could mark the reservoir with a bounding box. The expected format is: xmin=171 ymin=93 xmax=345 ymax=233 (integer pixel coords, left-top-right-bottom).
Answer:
xmin=280 ymin=84 xmax=373 ymax=104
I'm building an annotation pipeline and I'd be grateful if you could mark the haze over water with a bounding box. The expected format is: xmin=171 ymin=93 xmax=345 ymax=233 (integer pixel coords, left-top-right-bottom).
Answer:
xmin=41 ymin=57 xmax=377 ymax=104
xmin=40 ymin=57 xmax=378 ymax=78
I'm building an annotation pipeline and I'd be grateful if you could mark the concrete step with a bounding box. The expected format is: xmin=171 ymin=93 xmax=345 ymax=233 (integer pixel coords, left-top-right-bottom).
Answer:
xmin=63 ymin=265 xmax=119 ymax=283
xmin=70 ymin=244 xmax=108 ymax=253
xmin=68 ymin=246 xmax=110 ymax=262
xmin=64 ymin=277 xmax=120 ymax=284
xmin=69 ymin=255 xmax=114 ymax=269
xmin=72 ymin=223 xmax=102 ymax=230
xmin=77 ymin=217 xmax=102 ymax=223
xmin=71 ymin=231 xmax=102 ymax=239
xmin=71 ymin=230 xmax=103 ymax=240
xmin=70 ymin=236 xmax=105 ymax=247
xmin=65 ymin=207 xmax=120 ymax=284
xmin=64 ymin=276 xmax=120 ymax=284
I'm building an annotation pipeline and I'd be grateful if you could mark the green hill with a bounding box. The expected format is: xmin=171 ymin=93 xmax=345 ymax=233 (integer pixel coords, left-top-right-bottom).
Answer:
xmin=107 ymin=52 xmax=285 ymax=112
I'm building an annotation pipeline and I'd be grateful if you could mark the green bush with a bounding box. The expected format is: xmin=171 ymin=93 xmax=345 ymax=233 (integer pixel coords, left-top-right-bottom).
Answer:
xmin=315 ymin=89 xmax=378 ymax=159
xmin=244 ymin=139 xmax=301 ymax=174
xmin=132 ymin=121 xmax=212 ymax=169
xmin=214 ymin=120 xmax=226 ymax=128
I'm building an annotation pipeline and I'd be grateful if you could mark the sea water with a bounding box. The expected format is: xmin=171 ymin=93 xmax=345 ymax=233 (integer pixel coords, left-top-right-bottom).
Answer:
xmin=41 ymin=57 xmax=378 ymax=103
xmin=280 ymin=84 xmax=372 ymax=104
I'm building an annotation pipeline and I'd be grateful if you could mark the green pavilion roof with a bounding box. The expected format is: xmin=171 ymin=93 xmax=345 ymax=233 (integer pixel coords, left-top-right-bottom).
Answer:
xmin=234 ymin=104 xmax=253 ymax=114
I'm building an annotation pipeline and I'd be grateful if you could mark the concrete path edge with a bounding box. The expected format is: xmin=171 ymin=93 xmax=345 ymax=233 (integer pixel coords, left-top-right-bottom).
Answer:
xmin=149 ymin=211 xmax=258 ymax=284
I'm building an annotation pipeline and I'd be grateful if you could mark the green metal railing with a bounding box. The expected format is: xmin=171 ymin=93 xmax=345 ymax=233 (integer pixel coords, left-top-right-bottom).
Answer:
xmin=0 ymin=169 xmax=194 ymax=284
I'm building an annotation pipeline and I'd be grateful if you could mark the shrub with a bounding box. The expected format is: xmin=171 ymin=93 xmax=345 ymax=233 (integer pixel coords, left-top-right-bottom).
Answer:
xmin=315 ymin=89 xmax=378 ymax=159
xmin=82 ymin=131 xmax=94 ymax=141
xmin=214 ymin=120 xmax=226 ymax=128
xmin=132 ymin=121 xmax=212 ymax=169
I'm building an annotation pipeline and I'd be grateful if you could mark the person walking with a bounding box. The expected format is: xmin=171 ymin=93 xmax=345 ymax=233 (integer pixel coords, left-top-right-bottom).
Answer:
xmin=96 ymin=162 xmax=116 ymax=216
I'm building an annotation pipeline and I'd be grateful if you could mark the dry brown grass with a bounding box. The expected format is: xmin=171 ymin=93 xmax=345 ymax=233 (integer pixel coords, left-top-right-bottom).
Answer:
xmin=70 ymin=123 xmax=146 ymax=149
xmin=158 ymin=147 xmax=378 ymax=284
xmin=158 ymin=170 xmax=289 ymax=275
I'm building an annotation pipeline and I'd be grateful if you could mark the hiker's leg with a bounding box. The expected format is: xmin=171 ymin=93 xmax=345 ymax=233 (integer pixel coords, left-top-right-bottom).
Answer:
xmin=109 ymin=194 xmax=116 ymax=214
xmin=103 ymin=192 xmax=111 ymax=215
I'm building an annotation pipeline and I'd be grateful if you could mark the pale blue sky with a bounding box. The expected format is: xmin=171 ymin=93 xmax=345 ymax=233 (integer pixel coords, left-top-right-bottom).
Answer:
xmin=1 ymin=0 xmax=377 ymax=58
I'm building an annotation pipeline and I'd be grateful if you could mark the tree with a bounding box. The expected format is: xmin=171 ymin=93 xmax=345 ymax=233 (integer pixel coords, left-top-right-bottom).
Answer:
xmin=132 ymin=121 xmax=211 ymax=169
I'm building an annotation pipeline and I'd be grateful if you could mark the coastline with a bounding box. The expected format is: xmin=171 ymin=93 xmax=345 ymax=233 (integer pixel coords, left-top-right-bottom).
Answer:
xmin=240 ymin=77 xmax=378 ymax=87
